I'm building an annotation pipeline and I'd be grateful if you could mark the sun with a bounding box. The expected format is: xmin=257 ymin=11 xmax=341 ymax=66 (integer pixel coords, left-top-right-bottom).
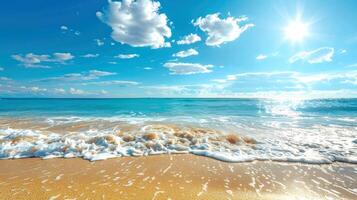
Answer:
xmin=284 ymin=20 xmax=309 ymax=42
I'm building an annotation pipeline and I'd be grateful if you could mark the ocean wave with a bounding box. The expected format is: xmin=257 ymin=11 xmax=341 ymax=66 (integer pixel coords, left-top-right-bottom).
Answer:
xmin=0 ymin=119 xmax=356 ymax=164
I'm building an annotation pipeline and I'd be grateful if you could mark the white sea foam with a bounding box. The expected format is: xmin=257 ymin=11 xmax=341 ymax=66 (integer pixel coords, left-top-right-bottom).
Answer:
xmin=0 ymin=116 xmax=356 ymax=164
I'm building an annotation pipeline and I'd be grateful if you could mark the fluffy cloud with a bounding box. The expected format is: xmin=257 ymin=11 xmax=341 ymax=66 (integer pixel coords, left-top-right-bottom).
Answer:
xmin=164 ymin=62 xmax=214 ymax=75
xmin=256 ymin=54 xmax=267 ymax=60
xmin=82 ymin=54 xmax=99 ymax=58
xmin=177 ymin=33 xmax=201 ymax=45
xmin=172 ymin=48 xmax=198 ymax=58
xmin=39 ymin=70 xmax=116 ymax=82
xmin=289 ymin=47 xmax=334 ymax=64
xmin=96 ymin=0 xmax=171 ymax=48
xmin=12 ymin=53 xmax=74 ymax=68
xmin=12 ymin=54 xmax=50 ymax=68
xmin=193 ymin=13 xmax=254 ymax=46
xmin=53 ymin=53 xmax=74 ymax=62
xmin=83 ymin=80 xmax=140 ymax=86
xmin=115 ymin=54 xmax=139 ymax=59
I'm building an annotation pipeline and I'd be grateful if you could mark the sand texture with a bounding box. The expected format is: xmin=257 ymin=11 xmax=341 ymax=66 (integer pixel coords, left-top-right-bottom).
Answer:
xmin=0 ymin=154 xmax=356 ymax=200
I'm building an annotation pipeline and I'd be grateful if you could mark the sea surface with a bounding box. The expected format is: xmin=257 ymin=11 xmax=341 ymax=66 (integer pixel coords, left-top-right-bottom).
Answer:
xmin=0 ymin=98 xmax=356 ymax=163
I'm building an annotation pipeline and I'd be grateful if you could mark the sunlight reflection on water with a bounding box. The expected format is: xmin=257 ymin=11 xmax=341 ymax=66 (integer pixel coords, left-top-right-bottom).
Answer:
xmin=260 ymin=98 xmax=304 ymax=117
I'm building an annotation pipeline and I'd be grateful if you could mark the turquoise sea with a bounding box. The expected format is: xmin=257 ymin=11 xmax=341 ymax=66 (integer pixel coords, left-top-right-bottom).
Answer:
xmin=0 ymin=98 xmax=356 ymax=163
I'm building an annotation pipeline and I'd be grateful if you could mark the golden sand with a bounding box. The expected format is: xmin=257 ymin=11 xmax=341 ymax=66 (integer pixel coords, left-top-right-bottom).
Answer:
xmin=0 ymin=155 xmax=356 ymax=200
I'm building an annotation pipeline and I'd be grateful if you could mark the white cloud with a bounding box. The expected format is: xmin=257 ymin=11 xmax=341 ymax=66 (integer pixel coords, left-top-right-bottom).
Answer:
xmin=23 ymin=87 xmax=90 ymax=96
xmin=30 ymin=86 xmax=47 ymax=92
xmin=12 ymin=54 xmax=50 ymax=68
xmin=94 ymin=39 xmax=104 ymax=46
xmin=115 ymin=54 xmax=139 ymax=59
xmin=255 ymin=52 xmax=279 ymax=61
xmin=193 ymin=13 xmax=254 ymax=46
xmin=83 ymin=80 xmax=140 ymax=86
xmin=54 ymin=88 xmax=66 ymax=94
xmin=211 ymin=79 xmax=227 ymax=83
xmin=53 ymin=53 xmax=74 ymax=62
xmin=60 ymin=25 xmax=80 ymax=36
xmin=289 ymin=47 xmax=334 ymax=64
xmin=177 ymin=33 xmax=201 ymax=45
xmin=164 ymin=62 xmax=214 ymax=75
xmin=142 ymin=84 xmax=228 ymax=97
xmin=143 ymin=85 xmax=189 ymax=95
xmin=256 ymin=54 xmax=268 ymax=60
xmin=0 ymin=83 xmax=116 ymax=97
xmin=88 ymin=70 xmax=116 ymax=77
xmin=142 ymin=83 xmax=357 ymax=98
xmin=173 ymin=48 xmax=198 ymax=58
xmin=2 ymin=69 xmax=357 ymax=98
xmin=97 ymin=0 xmax=172 ymax=49
xmin=81 ymin=54 xmax=100 ymax=58
xmin=211 ymin=70 xmax=357 ymax=91
xmin=69 ymin=88 xmax=86 ymax=95
xmin=13 ymin=86 xmax=48 ymax=94
xmin=39 ymin=70 xmax=116 ymax=82
xmin=12 ymin=53 xmax=74 ymax=68
xmin=144 ymin=67 xmax=152 ymax=70
xmin=213 ymin=71 xmax=322 ymax=88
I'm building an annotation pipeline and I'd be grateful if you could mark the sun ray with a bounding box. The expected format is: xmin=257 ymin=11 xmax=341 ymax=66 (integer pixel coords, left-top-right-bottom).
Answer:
xmin=284 ymin=18 xmax=309 ymax=42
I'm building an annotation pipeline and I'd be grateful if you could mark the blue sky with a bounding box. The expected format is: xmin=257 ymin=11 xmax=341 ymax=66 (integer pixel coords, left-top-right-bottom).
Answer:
xmin=0 ymin=0 xmax=357 ymax=98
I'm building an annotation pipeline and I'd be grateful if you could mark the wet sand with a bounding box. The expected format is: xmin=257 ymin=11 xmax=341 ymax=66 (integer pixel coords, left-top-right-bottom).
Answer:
xmin=0 ymin=154 xmax=356 ymax=200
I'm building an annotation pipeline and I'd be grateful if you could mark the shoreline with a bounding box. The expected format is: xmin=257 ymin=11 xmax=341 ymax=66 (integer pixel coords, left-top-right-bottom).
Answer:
xmin=1 ymin=153 xmax=356 ymax=165
xmin=0 ymin=154 xmax=356 ymax=200
xmin=1 ymin=118 xmax=356 ymax=164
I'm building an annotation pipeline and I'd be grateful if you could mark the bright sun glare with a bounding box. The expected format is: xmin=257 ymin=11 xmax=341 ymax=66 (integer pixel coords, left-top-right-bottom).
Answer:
xmin=284 ymin=20 xmax=309 ymax=42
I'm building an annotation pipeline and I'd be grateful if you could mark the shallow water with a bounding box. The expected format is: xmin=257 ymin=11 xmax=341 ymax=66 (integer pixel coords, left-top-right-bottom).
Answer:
xmin=0 ymin=98 xmax=356 ymax=163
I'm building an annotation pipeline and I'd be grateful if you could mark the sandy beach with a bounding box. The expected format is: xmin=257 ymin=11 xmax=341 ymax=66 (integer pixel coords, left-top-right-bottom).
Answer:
xmin=0 ymin=99 xmax=356 ymax=199
xmin=2 ymin=0 xmax=357 ymax=198
xmin=0 ymin=154 xmax=356 ymax=200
